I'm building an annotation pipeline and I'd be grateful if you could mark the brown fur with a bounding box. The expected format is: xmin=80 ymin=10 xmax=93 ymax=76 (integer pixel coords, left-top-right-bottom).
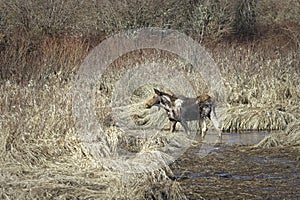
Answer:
xmin=197 ymin=94 xmax=211 ymax=102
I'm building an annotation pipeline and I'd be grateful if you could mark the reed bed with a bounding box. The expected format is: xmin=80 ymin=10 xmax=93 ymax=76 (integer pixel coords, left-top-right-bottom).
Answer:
xmin=255 ymin=121 xmax=300 ymax=152
xmin=223 ymin=105 xmax=296 ymax=132
xmin=1 ymin=33 xmax=299 ymax=198
xmin=211 ymin=40 xmax=299 ymax=133
xmin=0 ymin=75 xmax=187 ymax=199
xmin=1 ymin=1 xmax=299 ymax=197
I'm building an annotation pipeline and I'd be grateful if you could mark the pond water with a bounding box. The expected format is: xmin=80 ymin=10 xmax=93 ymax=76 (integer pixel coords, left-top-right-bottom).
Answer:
xmin=192 ymin=131 xmax=271 ymax=157
xmin=171 ymin=131 xmax=300 ymax=199
xmin=219 ymin=131 xmax=270 ymax=145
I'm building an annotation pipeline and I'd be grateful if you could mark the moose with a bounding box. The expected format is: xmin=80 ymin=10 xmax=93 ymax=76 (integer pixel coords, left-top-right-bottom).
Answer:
xmin=145 ymin=88 xmax=221 ymax=137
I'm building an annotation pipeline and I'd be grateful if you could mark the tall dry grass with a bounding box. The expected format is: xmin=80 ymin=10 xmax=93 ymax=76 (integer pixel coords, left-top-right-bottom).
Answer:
xmin=1 ymin=33 xmax=299 ymax=200
xmin=0 ymin=35 xmax=192 ymax=198
xmin=0 ymin=66 xmax=186 ymax=199
xmin=211 ymin=40 xmax=299 ymax=132
xmin=0 ymin=0 xmax=299 ymax=198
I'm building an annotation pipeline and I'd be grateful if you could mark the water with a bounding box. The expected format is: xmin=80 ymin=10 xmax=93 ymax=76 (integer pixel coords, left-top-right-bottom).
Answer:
xmin=219 ymin=131 xmax=270 ymax=145
xmin=172 ymin=131 xmax=300 ymax=199
xmin=194 ymin=131 xmax=271 ymax=156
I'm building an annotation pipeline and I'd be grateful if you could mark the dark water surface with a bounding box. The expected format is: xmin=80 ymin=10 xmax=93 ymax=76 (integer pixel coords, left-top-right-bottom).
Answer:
xmin=171 ymin=132 xmax=300 ymax=199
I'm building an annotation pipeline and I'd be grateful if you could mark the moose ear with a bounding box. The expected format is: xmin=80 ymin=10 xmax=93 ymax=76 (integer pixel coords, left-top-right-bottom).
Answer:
xmin=154 ymin=88 xmax=162 ymax=95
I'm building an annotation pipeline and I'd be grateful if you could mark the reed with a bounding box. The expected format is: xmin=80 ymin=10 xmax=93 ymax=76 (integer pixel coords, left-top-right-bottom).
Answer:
xmin=256 ymin=121 xmax=300 ymax=150
xmin=1 ymin=0 xmax=299 ymax=198
xmin=0 ymin=74 xmax=186 ymax=199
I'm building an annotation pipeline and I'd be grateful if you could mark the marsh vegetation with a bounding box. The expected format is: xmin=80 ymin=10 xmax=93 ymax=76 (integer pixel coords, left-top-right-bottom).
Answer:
xmin=1 ymin=0 xmax=299 ymax=199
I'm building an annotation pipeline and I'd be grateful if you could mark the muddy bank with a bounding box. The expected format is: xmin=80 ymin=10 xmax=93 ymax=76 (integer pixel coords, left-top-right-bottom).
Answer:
xmin=170 ymin=140 xmax=300 ymax=199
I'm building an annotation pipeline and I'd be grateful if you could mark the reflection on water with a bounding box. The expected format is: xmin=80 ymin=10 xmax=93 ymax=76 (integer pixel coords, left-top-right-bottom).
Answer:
xmin=220 ymin=131 xmax=271 ymax=145
xmin=197 ymin=131 xmax=271 ymax=145
xmin=194 ymin=131 xmax=271 ymax=157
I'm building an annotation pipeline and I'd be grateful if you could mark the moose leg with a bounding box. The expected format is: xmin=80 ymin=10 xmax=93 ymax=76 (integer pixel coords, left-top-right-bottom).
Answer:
xmin=200 ymin=118 xmax=207 ymax=138
xmin=180 ymin=120 xmax=190 ymax=135
xmin=170 ymin=120 xmax=177 ymax=132
xmin=210 ymin=106 xmax=222 ymax=137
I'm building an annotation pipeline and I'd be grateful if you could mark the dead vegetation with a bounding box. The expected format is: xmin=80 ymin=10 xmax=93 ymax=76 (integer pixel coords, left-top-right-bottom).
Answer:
xmin=256 ymin=121 xmax=300 ymax=150
xmin=0 ymin=75 xmax=187 ymax=199
xmin=0 ymin=0 xmax=299 ymax=199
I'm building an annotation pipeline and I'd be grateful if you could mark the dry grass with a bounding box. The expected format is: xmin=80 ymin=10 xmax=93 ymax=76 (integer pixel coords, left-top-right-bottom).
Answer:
xmin=256 ymin=121 xmax=300 ymax=151
xmin=1 ymin=34 xmax=299 ymax=198
xmin=211 ymin=39 xmax=299 ymax=132
xmin=223 ymin=106 xmax=296 ymax=132
xmin=0 ymin=75 xmax=186 ymax=199
xmin=0 ymin=1 xmax=299 ymax=198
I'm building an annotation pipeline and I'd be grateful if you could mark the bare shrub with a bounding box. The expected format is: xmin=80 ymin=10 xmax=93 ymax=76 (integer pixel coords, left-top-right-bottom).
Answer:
xmin=1 ymin=0 xmax=85 ymax=34
xmin=94 ymin=0 xmax=193 ymax=34
xmin=233 ymin=0 xmax=257 ymax=37
xmin=0 ymin=0 xmax=299 ymax=40
xmin=187 ymin=0 xmax=234 ymax=41
xmin=257 ymin=0 xmax=300 ymax=25
xmin=0 ymin=33 xmax=90 ymax=84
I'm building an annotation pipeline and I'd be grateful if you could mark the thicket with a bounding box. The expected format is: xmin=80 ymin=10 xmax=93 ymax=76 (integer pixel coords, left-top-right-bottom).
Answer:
xmin=1 ymin=0 xmax=299 ymax=38
xmin=1 ymin=0 xmax=299 ymax=83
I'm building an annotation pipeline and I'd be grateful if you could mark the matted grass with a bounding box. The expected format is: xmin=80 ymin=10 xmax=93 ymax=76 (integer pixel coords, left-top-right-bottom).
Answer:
xmin=223 ymin=105 xmax=296 ymax=131
xmin=256 ymin=121 xmax=300 ymax=150
xmin=0 ymin=76 xmax=187 ymax=199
